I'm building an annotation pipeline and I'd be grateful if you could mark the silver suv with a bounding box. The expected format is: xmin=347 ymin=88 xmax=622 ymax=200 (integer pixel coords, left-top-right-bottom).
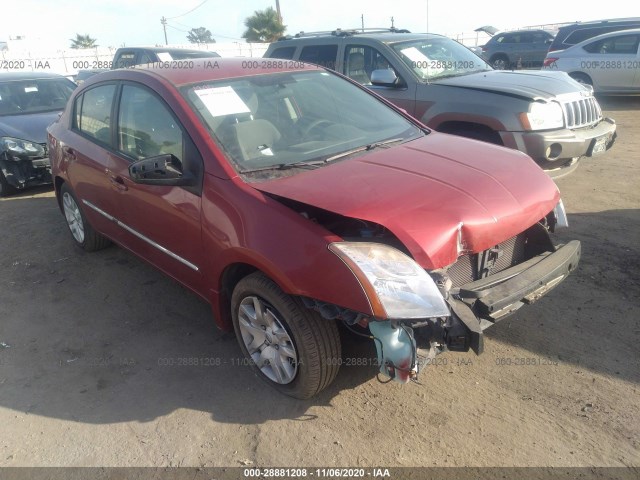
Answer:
xmin=264 ymin=29 xmax=617 ymax=177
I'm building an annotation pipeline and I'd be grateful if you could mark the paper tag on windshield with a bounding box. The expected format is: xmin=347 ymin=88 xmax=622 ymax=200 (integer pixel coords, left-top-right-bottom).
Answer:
xmin=157 ymin=52 xmax=173 ymax=62
xmin=195 ymin=86 xmax=251 ymax=117
xmin=400 ymin=47 xmax=430 ymax=64
xmin=24 ymin=86 xmax=39 ymax=93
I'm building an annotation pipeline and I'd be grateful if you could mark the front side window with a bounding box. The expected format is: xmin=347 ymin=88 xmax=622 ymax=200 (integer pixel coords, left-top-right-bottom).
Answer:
xmin=184 ymin=70 xmax=422 ymax=177
xmin=117 ymin=84 xmax=183 ymax=162
xmin=75 ymin=84 xmax=116 ymax=144
xmin=344 ymin=45 xmax=399 ymax=85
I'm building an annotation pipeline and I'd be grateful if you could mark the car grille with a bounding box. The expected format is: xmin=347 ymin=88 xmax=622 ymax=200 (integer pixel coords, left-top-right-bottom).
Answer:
xmin=561 ymin=96 xmax=602 ymax=129
xmin=40 ymin=142 xmax=48 ymax=158
xmin=446 ymin=233 xmax=527 ymax=287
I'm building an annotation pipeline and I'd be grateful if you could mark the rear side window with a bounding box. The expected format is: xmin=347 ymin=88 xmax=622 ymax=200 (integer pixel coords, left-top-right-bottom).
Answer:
xmin=74 ymin=84 xmax=116 ymax=145
xmin=117 ymin=84 xmax=183 ymax=162
xmin=583 ymin=34 xmax=640 ymax=54
xmin=299 ymin=45 xmax=338 ymax=69
xmin=270 ymin=47 xmax=296 ymax=59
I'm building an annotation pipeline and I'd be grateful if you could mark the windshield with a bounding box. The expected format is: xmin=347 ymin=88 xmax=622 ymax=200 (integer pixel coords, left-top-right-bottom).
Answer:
xmin=391 ymin=37 xmax=491 ymax=81
xmin=0 ymin=78 xmax=76 ymax=116
xmin=184 ymin=70 xmax=422 ymax=176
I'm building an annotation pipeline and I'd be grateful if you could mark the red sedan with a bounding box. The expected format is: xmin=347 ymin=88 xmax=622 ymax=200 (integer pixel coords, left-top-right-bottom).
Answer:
xmin=47 ymin=59 xmax=580 ymax=398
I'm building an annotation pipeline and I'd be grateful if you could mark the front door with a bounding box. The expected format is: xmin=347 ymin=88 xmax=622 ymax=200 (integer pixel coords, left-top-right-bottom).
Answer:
xmin=107 ymin=82 xmax=206 ymax=296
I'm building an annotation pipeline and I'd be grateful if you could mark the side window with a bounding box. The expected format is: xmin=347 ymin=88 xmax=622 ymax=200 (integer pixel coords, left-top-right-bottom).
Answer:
xmin=114 ymin=52 xmax=136 ymax=69
xmin=299 ymin=45 xmax=338 ymax=69
xmin=566 ymin=28 xmax=604 ymax=46
xmin=584 ymin=34 xmax=640 ymax=54
xmin=344 ymin=45 xmax=399 ymax=85
xmin=75 ymin=84 xmax=116 ymax=145
xmin=139 ymin=53 xmax=154 ymax=65
xmin=270 ymin=47 xmax=296 ymax=59
xmin=117 ymin=84 xmax=183 ymax=162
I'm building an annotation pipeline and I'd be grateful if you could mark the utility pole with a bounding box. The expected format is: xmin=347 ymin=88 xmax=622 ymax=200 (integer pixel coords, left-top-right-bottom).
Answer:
xmin=160 ymin=16 xmax=168 ymax=45
xmin=361 ymin=14 xmax=364 ymax=32
xmin=391 ymin=16 xmax=394 ymax=28
xmin=275 ymin=0 xmax=282 ymax=24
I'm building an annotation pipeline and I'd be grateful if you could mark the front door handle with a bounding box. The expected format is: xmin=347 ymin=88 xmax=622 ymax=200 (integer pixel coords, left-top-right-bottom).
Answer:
xmin=109 ymin=174 xmax=128 ymax=191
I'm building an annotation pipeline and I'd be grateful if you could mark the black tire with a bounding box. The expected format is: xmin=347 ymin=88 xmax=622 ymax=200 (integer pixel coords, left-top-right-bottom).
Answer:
xmin=59 ymin=183 xmax=111 ymax=252
xmin=0 ymin=171 xmax=17 ymax=197
xmin=569 ymin=72 xmax=593 ymax=86
xmin=231 ymin=272 xmax=341 ymax=399
xmin=490 ymin=55 xmax=510 ymax=70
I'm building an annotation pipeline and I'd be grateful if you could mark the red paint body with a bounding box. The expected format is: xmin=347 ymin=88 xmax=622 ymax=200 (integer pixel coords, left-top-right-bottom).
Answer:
xmin=48 ymin=59 xmax=560 ymax=331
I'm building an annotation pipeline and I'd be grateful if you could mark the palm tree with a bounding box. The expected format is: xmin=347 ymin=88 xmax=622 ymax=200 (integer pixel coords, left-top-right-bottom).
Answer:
xmin=70 ymin=34 xmax=97 ymax=49
xmin=242 ymin=7 xmax=286 ymax=43
xmin=187 ymin=27 xmax=215 ymax=44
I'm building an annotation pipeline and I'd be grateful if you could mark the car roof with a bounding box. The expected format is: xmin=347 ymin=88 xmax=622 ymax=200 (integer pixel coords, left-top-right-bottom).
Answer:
xmin=83 ymin=57 xmax=324 ymax=88
xmin=572 ymin=27 xmax=640 ymax=45
xmin=0 ymin=71 xmax=69 ymax=81
xmin=116 ymin=46 xmax=217 ymax=53
xmin=276 ymin=31 xmax=448 ymax=44
xmin=558 ymin=17 xmax=640 ymax=30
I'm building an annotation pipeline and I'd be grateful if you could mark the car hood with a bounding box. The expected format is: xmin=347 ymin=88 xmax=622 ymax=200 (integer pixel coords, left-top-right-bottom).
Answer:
xmin=254 ymin=134 xmax=560 ymax=270
xmin=0 ymin=111 xmax=62 ymax=144
xmin=434 ymin=70 xmax=588 ymax=100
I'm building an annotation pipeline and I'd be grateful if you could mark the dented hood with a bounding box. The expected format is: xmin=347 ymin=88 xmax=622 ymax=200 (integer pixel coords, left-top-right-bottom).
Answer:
xmin=254 ymin=133 xmax=560 ymax=269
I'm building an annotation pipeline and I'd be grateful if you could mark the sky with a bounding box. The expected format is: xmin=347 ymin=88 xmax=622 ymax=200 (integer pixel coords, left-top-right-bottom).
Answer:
xmin=2 ymin=0 xmax=637 ymax=50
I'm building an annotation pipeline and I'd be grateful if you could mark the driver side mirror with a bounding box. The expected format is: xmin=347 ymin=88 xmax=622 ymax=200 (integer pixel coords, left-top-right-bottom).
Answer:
xmin=128 ymin=154 xmax=197 ymax=187
xmin=370 ymin=69 xmax=399 ymax=87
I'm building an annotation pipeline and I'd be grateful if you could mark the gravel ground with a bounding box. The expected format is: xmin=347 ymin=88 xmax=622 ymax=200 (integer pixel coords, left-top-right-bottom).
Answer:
xmin=0 ymin=96 xmax=638 ymax=472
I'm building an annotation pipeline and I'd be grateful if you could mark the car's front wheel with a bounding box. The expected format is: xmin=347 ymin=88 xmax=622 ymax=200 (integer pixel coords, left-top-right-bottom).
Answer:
xmin=60 ymin=183 xmax=111 ymax=252
xmin=490 ymin=55 xmax=510 ymax=70
xmin=231 ymin=272 xmax=341 ymax=399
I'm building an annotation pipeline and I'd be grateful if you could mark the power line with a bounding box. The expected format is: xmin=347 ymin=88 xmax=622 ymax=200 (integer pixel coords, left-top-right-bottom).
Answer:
xmin=166 ymin=0 xmax=209 ymax=20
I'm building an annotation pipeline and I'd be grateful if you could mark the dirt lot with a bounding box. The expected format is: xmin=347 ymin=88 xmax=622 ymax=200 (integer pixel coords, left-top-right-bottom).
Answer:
xmin=0 ymin=96 xmax=638 ymax=471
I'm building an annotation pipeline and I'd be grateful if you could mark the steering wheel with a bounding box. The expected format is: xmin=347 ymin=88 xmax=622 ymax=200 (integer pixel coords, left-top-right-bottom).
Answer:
xmin=302 ymin=119 xmax=333 ymax=137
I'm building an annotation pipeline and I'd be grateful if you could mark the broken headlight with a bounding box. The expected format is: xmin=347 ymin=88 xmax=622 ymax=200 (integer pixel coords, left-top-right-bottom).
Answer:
xmin=329 ymin=242 xmax=450 ymax=320
xmin=0 ymin=137 xmax=45 ymax=160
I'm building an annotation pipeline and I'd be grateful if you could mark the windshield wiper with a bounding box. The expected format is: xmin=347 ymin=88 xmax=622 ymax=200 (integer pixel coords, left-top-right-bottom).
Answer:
xmin=239 ymin=138 xmax=406 ymax=174
xmin=323 ymin=137 xmax=405 ymax=163
xmin=238 ymin=161 xmax=322 ymax=174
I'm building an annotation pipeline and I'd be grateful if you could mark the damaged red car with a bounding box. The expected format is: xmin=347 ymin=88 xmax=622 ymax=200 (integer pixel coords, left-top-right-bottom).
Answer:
xmin=47 ymin=59 xmax=580 ymax=399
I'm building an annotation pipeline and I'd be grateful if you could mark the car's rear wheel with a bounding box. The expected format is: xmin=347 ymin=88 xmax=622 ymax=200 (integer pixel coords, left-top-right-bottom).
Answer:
xmin=0 ymin=171 xmax=17 ymax=197
xmin=490 ymin=55 xmax=510 ymax=70
xmin=231 ymin=272 xmax=341 ymax=399
xmin=569 ymin=72 xmax=593 ymax=86
xmin=60 ymin=183 xmax=111 ymax=252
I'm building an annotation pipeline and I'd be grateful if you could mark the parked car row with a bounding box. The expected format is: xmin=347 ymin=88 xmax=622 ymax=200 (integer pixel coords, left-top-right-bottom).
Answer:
xmin=477 ymin=18 xmax=640 ymax=94
xmin=264 ymin=29 xmax=616 ymax=177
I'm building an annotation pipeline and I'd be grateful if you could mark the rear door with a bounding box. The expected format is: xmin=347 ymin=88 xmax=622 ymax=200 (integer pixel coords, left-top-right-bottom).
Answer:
xmin=107 ymin=82 xmax=207 ymax=295
xmin=64 ymin=83 xmax=124 ymax=241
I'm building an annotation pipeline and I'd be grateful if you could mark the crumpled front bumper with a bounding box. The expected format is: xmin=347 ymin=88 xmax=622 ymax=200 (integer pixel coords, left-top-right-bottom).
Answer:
xmin=0 ymin=156 xmax=52 ymax=190
xmin=371 ymin=240 xmax=581 ymax=383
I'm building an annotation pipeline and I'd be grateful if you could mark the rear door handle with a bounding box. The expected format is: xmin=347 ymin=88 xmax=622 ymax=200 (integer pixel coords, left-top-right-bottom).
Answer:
xmin=109 ymin=174 xmax=128 ymax=191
